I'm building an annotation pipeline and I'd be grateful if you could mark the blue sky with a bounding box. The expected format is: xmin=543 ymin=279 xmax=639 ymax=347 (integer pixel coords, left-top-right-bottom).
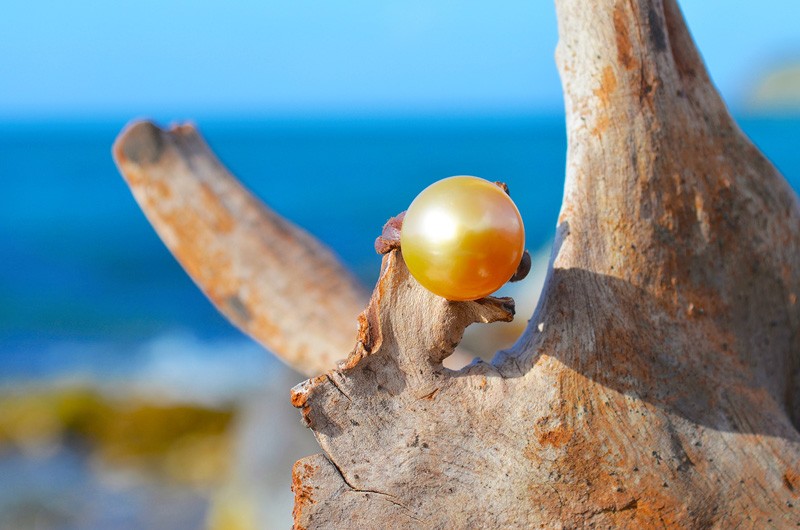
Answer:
xmin=0 ymin=1 xmax=797 ymax=118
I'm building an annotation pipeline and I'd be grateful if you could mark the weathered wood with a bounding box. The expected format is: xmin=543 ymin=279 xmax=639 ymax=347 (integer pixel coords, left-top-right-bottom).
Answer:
xmin=113 ymin=124 xmax=483 ymax=374
xmin=113 ymin=122 xmax=368 ymax=376
xmin=291 ymin=0 xmax=800 ymax=527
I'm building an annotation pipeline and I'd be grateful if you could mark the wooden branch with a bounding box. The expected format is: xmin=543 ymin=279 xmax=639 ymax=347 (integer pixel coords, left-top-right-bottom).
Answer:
xmin=113 ymin=121 xmax=369 ymax=376
xmin=290 ymin=0 xmax=800 ymax=527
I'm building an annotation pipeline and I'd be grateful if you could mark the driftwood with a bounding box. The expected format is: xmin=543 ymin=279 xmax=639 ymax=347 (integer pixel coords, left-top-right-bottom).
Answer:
xmin=113 ymin=0 xmax=800 ymax=527
xmin=289 ymin=0 xmax=800 ymax=527
xmin=112 ymin=122 xmax=368 ymax=376
xmin=112 ymin=126 xmax=479 ymax=374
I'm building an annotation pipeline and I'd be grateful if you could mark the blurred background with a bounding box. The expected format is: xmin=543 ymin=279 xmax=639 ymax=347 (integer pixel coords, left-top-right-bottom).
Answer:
xmin=1 ymin=1 xmax=799 ymax=528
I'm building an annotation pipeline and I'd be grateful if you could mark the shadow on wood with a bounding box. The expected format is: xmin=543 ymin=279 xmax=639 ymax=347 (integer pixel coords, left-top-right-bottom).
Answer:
xmin=290 ymin=0 xmax=800 ymax=527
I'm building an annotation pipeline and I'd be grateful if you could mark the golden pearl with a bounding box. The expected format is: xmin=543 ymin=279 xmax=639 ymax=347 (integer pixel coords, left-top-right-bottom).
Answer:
xmin=400 ymin=176 xmax=525 ymax=301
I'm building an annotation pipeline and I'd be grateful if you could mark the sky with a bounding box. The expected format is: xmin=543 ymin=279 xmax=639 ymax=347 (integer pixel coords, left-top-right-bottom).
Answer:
xmin=0 ymin=1 xmax=798 ymax=119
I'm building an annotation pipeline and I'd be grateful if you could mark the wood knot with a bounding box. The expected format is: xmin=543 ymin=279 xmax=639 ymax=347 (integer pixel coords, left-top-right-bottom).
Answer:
xmin=510 ymin=250 xmax=532 ymax=282
xmin=374 ymin=211 xmax=405 ymax=254
xmin=118 ymin=121 xmax=165 ymax=165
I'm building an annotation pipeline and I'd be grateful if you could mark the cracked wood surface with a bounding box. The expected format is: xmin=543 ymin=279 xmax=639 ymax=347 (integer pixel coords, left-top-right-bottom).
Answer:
xmin=113 ymin=122 xmax=368 ymax=376
xmin=291 ymin=0 xmax=800 ymax=527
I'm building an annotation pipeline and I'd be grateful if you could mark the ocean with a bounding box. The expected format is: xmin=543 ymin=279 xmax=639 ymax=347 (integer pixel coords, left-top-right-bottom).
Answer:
xmin=1 ymin=114 xmax=799 ymax=386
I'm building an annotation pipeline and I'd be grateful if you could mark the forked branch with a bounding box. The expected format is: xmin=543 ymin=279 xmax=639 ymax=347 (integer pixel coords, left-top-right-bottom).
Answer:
xmin=289 ymin=0 xmax=800 ymax=527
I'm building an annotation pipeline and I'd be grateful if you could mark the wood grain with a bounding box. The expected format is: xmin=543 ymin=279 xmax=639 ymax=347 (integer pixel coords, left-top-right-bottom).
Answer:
xmin=113 ymin=122 xmax=369 ymax=376
xmin=290 ymin=0 xmax=800 ymax=526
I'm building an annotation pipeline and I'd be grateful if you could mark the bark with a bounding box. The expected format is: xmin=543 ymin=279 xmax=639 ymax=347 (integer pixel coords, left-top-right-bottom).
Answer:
xmin=290 ymin=0 xmax=800 ymax=527
xmin=113 ymin=122 xmax=368 ymax=376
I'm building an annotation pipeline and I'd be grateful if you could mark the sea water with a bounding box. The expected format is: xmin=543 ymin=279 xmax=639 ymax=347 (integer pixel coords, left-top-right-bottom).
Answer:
xmin=0 ymin=114 xmax=798 ymax=389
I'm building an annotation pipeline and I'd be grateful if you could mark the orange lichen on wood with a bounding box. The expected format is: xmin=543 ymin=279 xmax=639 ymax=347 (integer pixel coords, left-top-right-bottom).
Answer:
xmin=613 ymin=3 xmax=638 ymax=71
xmin=784 ymin=470 xmax=800 ymax=494
xmin=291 ymin=460 xmax=318 ymax=528
xmin=537 ymin=424 xmax=573 ymax=449
xmin=594 ymin=65 xmax=618 ymax=108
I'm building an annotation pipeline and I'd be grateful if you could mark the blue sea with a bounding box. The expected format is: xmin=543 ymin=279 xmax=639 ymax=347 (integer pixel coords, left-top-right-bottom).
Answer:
xmin=1 ymin=114 xmax=799 ymax=386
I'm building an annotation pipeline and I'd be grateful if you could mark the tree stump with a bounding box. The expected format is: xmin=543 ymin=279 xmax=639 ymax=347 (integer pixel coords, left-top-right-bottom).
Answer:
xmin=289 ymin=0 xmax=800 ymax=527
